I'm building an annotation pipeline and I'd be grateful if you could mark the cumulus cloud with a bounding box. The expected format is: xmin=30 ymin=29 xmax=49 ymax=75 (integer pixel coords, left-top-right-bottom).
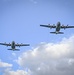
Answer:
xmin=0 ymin=60 xmax=12 ymax=68
xmin=3 ymin=69 xmax=29 ymax=75
xmin=12 ymin=53 xmax=16 ymax=57
xmin=16 ymin=35 xmax=74 ymax=75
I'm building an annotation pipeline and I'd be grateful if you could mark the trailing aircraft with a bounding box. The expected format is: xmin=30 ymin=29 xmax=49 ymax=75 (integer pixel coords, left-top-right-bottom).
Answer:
xmin=0 ymin=41 xmax=30 ymax=51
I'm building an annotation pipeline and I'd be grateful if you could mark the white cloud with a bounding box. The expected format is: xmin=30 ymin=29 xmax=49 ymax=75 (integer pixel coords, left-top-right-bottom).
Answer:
xmin=12 ymin=53 xmax=16 ymax=57
xmin=3 ymin=68 xmax=30 ymax=75
xmin=16 ymin=35 xmax=74 ymax=75
xmin=0 ymin=60 xmax=12 ymax=68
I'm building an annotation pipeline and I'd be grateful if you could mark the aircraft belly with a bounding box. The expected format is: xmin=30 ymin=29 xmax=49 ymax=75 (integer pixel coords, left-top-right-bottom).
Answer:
xmin=11 ymin=45 xmax=15 ymax=49
xmin=56 ymin=26 xmax=60 ymax=31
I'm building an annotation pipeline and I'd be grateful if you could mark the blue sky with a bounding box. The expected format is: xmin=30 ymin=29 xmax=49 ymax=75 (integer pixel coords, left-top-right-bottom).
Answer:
xmin=0 ymin=0 xmax=74 ymax=75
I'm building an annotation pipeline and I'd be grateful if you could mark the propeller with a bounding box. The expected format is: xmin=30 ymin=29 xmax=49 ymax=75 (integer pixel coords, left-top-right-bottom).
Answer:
xmin=48 ymin=24 xmax=52 ymax=29
xmin=50 ymin=24 xmax=55 ymax=29
xmin=62 ymin=24 xmax=66 ymax=30
xmin=52 ymin=24 xmax=55 ymax=26
xmin=48 ymin=24 xmax=50 ymax=25
xmin=67 ymin=24 xmax=68 ymax=27
xmin=52 ymin=24 xmax=55 ymax=27
xmin=62 ymin=24 xmax=64 ymax=27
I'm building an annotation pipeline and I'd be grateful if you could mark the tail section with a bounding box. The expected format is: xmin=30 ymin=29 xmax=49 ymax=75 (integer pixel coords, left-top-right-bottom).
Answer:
xmin=50 ymin=32 xmax=64 ymax=34
xmin=8 ymin=49 xmax=20 ymax=51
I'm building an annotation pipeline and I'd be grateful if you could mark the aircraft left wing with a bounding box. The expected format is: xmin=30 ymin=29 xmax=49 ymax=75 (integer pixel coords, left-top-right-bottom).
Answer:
xmin=15 ymin=44 xmax=30 ymax=47
xmin=0 ymin=43 xmax=11 ymax=46
xmin=61 ymin=25 xmax=74 ymax=28
xmin=40 ymin=25 xmax=56 ymax=28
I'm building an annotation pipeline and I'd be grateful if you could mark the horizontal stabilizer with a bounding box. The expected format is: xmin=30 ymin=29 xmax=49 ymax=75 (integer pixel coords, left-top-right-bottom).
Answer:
xmin=50 ymin=32 xmax=64 ymax=34
xmin=8 ymin=49 xmax=20 ymax=51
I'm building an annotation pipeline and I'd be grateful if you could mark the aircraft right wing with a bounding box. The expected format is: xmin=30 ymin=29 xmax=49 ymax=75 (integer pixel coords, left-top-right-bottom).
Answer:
xmin=0 ymin=43 xmax=11 ymax=46
xmin=15 ymin=44 xmax=30 ymax=47
xmin=40 ymin=24 xmax=56 ymax=28
xmin=61 ymin=25 xmax=74 ymax=28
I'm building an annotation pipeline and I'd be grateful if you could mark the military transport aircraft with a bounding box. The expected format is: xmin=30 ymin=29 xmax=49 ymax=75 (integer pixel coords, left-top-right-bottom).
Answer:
xmin=0 ymin=41 xmax=30 ymax=51
xmin=40 ymin=22 xmax=74 ymax=34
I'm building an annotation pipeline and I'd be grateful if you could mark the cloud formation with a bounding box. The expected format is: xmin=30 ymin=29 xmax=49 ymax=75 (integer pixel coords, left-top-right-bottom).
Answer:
xmin=2 ymin=35 xmax=74 ymax=75
xmin=0 ymin=60 xmax=12 ymax=68
xmin=3 ymin=69 xmax=29 ymax=75
xmin=16 ymin=35 xmax=74 ymax=75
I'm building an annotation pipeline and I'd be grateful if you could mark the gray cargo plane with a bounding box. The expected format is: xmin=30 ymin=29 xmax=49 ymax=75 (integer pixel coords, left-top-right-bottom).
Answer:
xmin=0 ymin=41 xmax=30 ymax=51
xmin=40 ymin=22 xmax=74 ymax=34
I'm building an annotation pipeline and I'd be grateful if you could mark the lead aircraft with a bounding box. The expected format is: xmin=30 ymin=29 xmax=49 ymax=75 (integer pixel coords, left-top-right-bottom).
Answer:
xmin=0 ymin=41 xmax=30 ymax=51
xmin=40 ymin=22 xmax=74 ymax=34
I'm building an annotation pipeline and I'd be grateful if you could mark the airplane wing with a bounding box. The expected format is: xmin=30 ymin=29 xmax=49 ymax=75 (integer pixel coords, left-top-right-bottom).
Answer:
xmin=40 ymin=25 xmax=56 ymax=28
xmin=15 ymin=44 xmax=30 ymax=47
xmin=0 ymin=43 xmax=11 ymax=46
xmin=61 ymin=25 xmax=74 ymax=28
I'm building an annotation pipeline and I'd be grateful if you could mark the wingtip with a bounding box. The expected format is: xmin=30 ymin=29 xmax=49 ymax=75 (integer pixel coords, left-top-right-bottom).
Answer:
xmin=40 ymin=25 xmax=43 ymax=26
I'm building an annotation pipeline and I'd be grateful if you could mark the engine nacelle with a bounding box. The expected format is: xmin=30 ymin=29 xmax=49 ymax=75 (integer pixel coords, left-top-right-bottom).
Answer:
xmin=62 ymin=24 xmax=65 ymax=29
xmin=62 ymin=24 xmax=64 ymax=27
xmin=53 ymin=24 xmax=55 ymax=26
xmin=66 ymin=24 xmax=68 ymax=27
xmin=64 ymin=27 xmax=66 ymax=30
xmin=48 ymin=24 xmax=50 ymax=25
xmin=50 ymin=27 xmax=52 ymax=29
xmin=64 ymin=25 xmax=68 ymax=29
xmin=52 ymin=24 xmax=55 ymax=27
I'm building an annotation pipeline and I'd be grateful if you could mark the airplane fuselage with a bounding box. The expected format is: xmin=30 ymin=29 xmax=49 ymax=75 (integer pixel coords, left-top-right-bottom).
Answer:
xmin=56 ymin=22 xmax=61 ymax=33
xmin=11 ymin=41 xmax=15 ymax=49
